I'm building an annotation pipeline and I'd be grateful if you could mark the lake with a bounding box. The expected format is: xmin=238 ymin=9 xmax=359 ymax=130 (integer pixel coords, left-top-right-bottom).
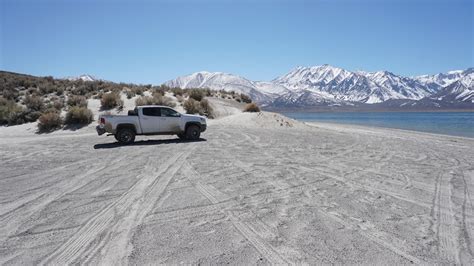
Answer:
xmin=281 ymin=112 xmax=474 ymax=138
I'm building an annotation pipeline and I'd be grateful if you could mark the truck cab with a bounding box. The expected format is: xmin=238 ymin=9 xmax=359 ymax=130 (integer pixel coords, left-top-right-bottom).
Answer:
xmin=97 ymin=105 xmax=207 ymax=144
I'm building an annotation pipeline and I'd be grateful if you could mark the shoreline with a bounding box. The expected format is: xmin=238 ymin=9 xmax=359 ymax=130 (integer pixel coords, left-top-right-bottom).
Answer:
xmin=304 ymin=120 xmax=474 ymax=141
xmin=266 ymin=107 xmax=474 ymax=113
xmin=273 ymin=110 xmax=474 ymax=139
xmin=301 ymin=120 xmax=474 ymax=140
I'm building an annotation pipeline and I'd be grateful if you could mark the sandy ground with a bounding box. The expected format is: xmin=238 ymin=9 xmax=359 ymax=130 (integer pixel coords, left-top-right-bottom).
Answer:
xmin=0 ymin=109 xmax=473 ymax=264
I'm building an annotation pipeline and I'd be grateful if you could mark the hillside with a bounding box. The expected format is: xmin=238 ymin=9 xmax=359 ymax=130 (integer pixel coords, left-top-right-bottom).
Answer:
xmin=0 ymin=71 xmax=252 ymax=130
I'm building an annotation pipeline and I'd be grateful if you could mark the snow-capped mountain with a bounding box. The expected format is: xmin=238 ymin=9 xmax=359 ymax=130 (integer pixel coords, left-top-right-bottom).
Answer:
xmin=65 ymin=74 xmax=98 ymax=82
xmin=164 ymin=66 xmax=473 ymax=108
xmin=414 ymin=69 xmax=467 ymax=91
xmin=364 ymin=71 xmax=435 ymax=99
xmin=164 ymin=71 xmax=285 ymax=103
xmin=272 ymin=65 xmax=465 ymax=105
xmin=273 ymin=65 xmax=425 ymax=104
xmin=426 ymin=69 xmax=474 ymax=103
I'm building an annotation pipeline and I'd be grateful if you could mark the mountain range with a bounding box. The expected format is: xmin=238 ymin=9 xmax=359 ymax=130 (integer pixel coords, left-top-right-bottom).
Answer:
xmin=164 ymin=65 xmax=474 ymax=110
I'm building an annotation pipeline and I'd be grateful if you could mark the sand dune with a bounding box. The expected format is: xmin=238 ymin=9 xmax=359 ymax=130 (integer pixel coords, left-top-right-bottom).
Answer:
xmin=0 ymin=110 xmax=473 ymax=264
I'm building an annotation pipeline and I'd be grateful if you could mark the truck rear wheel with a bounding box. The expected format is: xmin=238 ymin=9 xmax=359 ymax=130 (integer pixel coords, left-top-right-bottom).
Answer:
xmin=116 ymin=128 xmax=135 ymax=144
xmin=185 ymin=125 xmax=200 ymax=140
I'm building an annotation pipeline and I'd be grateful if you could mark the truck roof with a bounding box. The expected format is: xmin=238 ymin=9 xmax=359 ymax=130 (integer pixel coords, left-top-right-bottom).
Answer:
xmin=136 ymin=105 xmax=175 ymax=109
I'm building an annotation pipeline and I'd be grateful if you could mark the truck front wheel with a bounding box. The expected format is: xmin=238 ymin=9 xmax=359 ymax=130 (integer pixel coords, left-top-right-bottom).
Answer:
xmin=185 ymin=125 xmax=200 ymax=140
xmin=116 ymin=128 xmax=136 ymax=144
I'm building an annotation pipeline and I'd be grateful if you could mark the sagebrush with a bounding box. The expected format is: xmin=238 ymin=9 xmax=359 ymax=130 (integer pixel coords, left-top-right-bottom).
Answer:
xmin=65 ymin=107 xmax=93 ymax=124
xmin=244 ymin=103 xmax=260 ymax=112
xmin=38 ymin=112 xmax=62 ymax=132
xmin=101 ymin=93 xmax=123 ymax=110
xmin=135 ymin=94 xmax=176 ymax=107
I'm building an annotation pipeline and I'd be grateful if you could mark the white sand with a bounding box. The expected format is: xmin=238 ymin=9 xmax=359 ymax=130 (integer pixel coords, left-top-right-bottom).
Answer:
xmin=0 ymin=105 xmax=473 ymax=264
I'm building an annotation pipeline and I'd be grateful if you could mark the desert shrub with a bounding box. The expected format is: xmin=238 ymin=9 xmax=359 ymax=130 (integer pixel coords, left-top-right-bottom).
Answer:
xmin=171 ymin=87 xmax=184 ymax=96
xmin=153 ymin=89 xmax=165 ymax=97
xmin=5 ymin=109 xmax=41 ymax=125
xmin=100 ymin=93 xmax=123 ymax=110
xmin=183 ymin=98 xmax=201 ymax=114
xmin=67 ymin=95 xmax=87 ymax=108
xmin=52 ymin=99 xmax=64 ymax=111
xmin=39 ymin=86 xmax=55 ymax=95
xmin=244 ymin=103 xmax=260 ymax=112
xmin=24 ymin=95 xmax=44 ymax=111
xmin=2 ymin=89 xmax=19 ymax=101
xmin=135 ymin=96 xmax=153 ymax=106
xmin=94 ymin=92 xmax=104 ymax=99
xmin=199 ymin=99 xmax=214 ymax=118
xmin=25 ymin=110 xmax=42 ymax=122
xmin=56 ymin=87 xmax=64 ymax=96
xmin=38 ymin=112 xmax=62 ymax=132
xmin=188 ymin=89 xmax=205 ymax=101
xmin=135 ymin=95 xmax=176 ymax=107
xmin=240 ymin=93 xmax=252 ymax=103
xmin=176 ymin=95 xmax=184 ymax=103
xmin=157 ymin=95 xmax=176 ymax=107
xmin=125 ymin=89 xmax=135 ymax=99
xmin=65 ymin=107 xmax=93 ymax=124
xmin=71 ymin=83 xmax=97 ymax=96
xmin=27 ymin=87 xmax=38 ymax=95
xmin=130 ymin=86 xmax=145 ymax=96
xmin=0 ymin=97 xmax=24 ymax=125
xmin=183 ymin=98 xmax=214 ymax=118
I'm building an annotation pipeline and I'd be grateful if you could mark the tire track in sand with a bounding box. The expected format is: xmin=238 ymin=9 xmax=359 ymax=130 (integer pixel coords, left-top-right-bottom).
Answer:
xmin=432 ymin=169 xmax=461 ymax=264
xmin=0 ymin=155 xmax=127 ymax=243
xmin=461 ymin=169 xmax=474 ymax=260
xmin=181 ymin=162 xmax=291 ymax=265
xmin=41 ymin=147 xmax=194 ymax=265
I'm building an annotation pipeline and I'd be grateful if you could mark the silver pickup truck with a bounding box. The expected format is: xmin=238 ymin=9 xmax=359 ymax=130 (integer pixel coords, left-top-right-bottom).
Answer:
xmin=96 ymin=105 xmax=207 ymax=144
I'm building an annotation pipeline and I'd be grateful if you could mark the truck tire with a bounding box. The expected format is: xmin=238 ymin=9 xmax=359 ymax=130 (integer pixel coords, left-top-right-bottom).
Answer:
xmin=177 ymin=133 xmax=186 ymax=140
xmin=116 ymin=128 xmax=135 ymax=144
xmin=185 ymin=125 xmax=200 ymax=140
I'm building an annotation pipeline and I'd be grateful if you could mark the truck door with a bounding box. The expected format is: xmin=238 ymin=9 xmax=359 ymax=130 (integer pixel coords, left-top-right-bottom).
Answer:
xmin=140 ymin=107 xmax=162 ymax=133
xmin=159 ymin=107 xmax=182 ymax=132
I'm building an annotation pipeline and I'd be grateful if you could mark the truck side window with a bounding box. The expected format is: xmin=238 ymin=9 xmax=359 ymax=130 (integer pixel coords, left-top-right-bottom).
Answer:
xmin=161 ymin=108 xmax=180 ymax=117
xmin=142 ymin=107 xmax=161 ymax=116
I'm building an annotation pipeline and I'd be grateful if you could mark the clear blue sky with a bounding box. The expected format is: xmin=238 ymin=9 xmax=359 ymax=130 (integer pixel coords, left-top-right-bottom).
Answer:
xmin=1 ymin=0 xmax=472 ymax=84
